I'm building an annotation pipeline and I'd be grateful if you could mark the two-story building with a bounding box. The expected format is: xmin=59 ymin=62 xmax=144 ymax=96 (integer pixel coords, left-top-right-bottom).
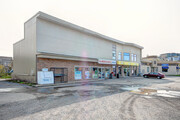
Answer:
xmin=12 ymin=12 xmax=143 ymax=83
xmin=141 ymin=55 xmax=180 ymax=75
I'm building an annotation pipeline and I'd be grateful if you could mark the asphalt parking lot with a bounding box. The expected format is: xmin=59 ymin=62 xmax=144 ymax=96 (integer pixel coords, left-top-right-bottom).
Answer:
xmin=0 ymin=77 xmax=180 ymax=120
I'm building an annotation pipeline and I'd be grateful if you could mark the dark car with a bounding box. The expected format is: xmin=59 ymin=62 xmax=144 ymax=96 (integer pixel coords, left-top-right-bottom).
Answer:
xmin=143 ymin=72 xmax=165 ymax=79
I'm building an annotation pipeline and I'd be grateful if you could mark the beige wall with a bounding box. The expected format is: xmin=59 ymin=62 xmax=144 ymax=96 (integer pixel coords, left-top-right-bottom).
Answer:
xmin=12 ymin=18 xmax=37 ymax=83
xmin=141 ymin=65 xmax=151 ymax=74
xmin=36 ymin=18 xmax=114 ymax=60
xmin=116 ymin=44 xmax=141 ymax=63
xmin=158 ymin=66 xmax=179 ymax=75
xmin=36 ymin=18 xmax=141 ymax=62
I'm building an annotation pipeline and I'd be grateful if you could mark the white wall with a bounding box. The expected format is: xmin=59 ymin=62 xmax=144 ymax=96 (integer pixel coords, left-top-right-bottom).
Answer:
xmin=12 ymin=17 xmax=37 ymax=82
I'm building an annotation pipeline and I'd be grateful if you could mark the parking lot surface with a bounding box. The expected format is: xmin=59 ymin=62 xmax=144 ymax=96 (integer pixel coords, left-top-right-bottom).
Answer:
xmin=0 ymin=77 xmax=180 ymax=120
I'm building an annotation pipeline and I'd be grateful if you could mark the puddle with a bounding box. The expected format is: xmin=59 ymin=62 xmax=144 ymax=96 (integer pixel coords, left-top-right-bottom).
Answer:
xmin=121 ymin=85 xmax=144 ymax=91
xmin=131 ymin=88 xmax=180 ymax=98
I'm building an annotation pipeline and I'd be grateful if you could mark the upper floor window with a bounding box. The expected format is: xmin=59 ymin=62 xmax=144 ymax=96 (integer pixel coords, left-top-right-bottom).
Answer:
xmin=131 ymin=54 xmax=134 ymax=61
xmin=123 ymin=53 xmax=130 ymax=61
xmin=134 ymin=54 xmax=137 ymax=62
xmin=118 ymin=52 xmax=122 ymax=60
xmin=112 ymin=45 xmax=116 ymax=60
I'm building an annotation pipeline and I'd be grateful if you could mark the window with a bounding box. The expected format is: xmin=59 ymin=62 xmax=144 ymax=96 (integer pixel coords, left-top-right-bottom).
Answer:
xmin=147 ymin=67 xmax=149 ymax=72
xmin=131 ymin=54 xmax=134 ymax=61
xmin=92 ymin=68 xmax=98 ymax=79
xmin=74 ymin=67 xmax=83 ymax=80
xmin=118 ymin=52 xmax=122 ymax=60
xmin=154 ymin=61 xmax=156 ymax=64
xmin=112 ymin=45 xmax=116 ymax=60
xmin=162 ymin=67 xmax=168 ymax=72
xmin=84 ymin=67 xmax=91 ymax=79
xmin=134 ymin=54 xmax=137 ymax=61
xmin=123 ymin=53 xmax=130 ymax=61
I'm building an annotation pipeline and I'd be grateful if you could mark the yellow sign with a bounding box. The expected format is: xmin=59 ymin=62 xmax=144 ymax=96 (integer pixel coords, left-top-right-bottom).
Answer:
xmin=117 ymin=61 xmax=139 ymax=66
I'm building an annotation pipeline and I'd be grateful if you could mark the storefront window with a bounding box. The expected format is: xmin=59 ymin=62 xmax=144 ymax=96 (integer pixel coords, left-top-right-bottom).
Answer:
xmin=113 ymin=66 xmax=116 ymax=74
xmin=123 ymin=53 xmax=130 ymax=61
xmin=162 ymin=67 xmax=168 ymax=72
xmin=74 ymin=67 xmax=82 ymax=80
xmin=105 ymin=68 xmax=110 ymax=78
xmin=84 ymin=67 xmax=91 ymax=79
xmin=92 ymin=67 xmax=98 ymax=79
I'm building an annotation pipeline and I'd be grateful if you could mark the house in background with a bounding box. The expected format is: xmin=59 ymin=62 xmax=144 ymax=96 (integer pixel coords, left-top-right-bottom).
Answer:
xmin=141 ymin=55 xmax=180 ymax=75
xmin=160 ymin=53 xmax=180 ymax=61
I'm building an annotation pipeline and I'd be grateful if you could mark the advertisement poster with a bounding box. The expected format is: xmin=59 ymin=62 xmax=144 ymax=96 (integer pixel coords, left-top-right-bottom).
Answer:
xmin=75 ymin=71 xmax=82 ymax=80
xmin=38 ymin=71 xmax=54 ymax=84
xmin=85 ymin=71 xmax=90 ymax=79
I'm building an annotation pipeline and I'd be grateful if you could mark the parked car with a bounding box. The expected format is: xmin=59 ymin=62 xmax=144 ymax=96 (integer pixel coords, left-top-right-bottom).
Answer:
xmin=143 ymin=72 xmax=165 ymax=79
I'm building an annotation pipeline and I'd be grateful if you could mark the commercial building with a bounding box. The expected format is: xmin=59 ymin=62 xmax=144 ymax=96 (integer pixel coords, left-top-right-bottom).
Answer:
xmin=141 ymin=55 xmax=180 ymax=75
xmin=12 ymin=12 xmax=143 ymax=84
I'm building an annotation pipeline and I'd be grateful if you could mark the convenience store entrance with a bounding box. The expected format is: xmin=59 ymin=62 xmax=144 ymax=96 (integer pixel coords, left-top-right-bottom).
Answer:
xmin=124 ymin=67 xmax=130 ymax=76
xmin=98 ymin=68 xmax=105 ymax=79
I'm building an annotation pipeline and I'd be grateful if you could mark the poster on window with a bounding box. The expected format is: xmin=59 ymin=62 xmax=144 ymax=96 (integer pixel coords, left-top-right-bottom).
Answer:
xmin=75 ymin=71 xmax=82 ymax=80
xmin=85 ymin=71 xmax=90 ymax=79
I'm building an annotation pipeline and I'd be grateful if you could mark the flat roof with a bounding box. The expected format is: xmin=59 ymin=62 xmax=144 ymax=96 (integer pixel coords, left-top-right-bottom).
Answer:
xmin=25 ymin=11 xmax=144 ymax=49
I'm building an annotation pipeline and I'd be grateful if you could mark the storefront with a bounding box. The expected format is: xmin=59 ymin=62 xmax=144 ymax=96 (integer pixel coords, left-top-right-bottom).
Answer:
xmin=74 ymin=59 xmax=115 ymax=80
xmin=74 ymin=66 xmax=111 ymax=80
xmin=117 ymin=61 xmax=139 ymax=77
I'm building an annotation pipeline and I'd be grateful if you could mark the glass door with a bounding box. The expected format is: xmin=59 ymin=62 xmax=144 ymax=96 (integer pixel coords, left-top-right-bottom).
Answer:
xmin=102 ymin=68 xmax=105 ymax=79
xmin=124 ymin=67 xmax=130 ymax=76
xmin=98 ymin=68 xmax=102 ymax=79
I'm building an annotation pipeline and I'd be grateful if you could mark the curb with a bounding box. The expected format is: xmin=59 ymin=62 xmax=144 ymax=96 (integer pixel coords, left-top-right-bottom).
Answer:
xmin=33 ymin=79 xmax=106 ymax=88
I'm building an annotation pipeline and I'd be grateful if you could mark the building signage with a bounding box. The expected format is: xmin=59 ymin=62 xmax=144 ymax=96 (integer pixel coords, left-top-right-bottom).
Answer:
xmin=38 ymin=71 xmax=54 ymax=84
xmin=117 ymin=61 xmax=139 ymax=66
xmin=162 ymin=64 xmax=169 ymax=69
xmin=98 ymin=59 xmax=116 ymax=64
xmin=162 ymin=64 xmax=169 ymax=67
xmin=42 ymin=68 xmax=48 ymax=72
xmin=75 ymin=71 xmax=82 ymax=80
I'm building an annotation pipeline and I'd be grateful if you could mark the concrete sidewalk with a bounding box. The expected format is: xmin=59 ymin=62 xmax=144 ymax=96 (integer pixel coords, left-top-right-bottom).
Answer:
xmin=33 ymin=79 xmax=107 ymax=88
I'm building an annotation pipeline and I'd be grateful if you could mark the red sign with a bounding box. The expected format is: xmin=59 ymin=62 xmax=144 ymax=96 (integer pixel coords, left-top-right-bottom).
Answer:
xmin=98 ymin=59 xmax=116 ymax=64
